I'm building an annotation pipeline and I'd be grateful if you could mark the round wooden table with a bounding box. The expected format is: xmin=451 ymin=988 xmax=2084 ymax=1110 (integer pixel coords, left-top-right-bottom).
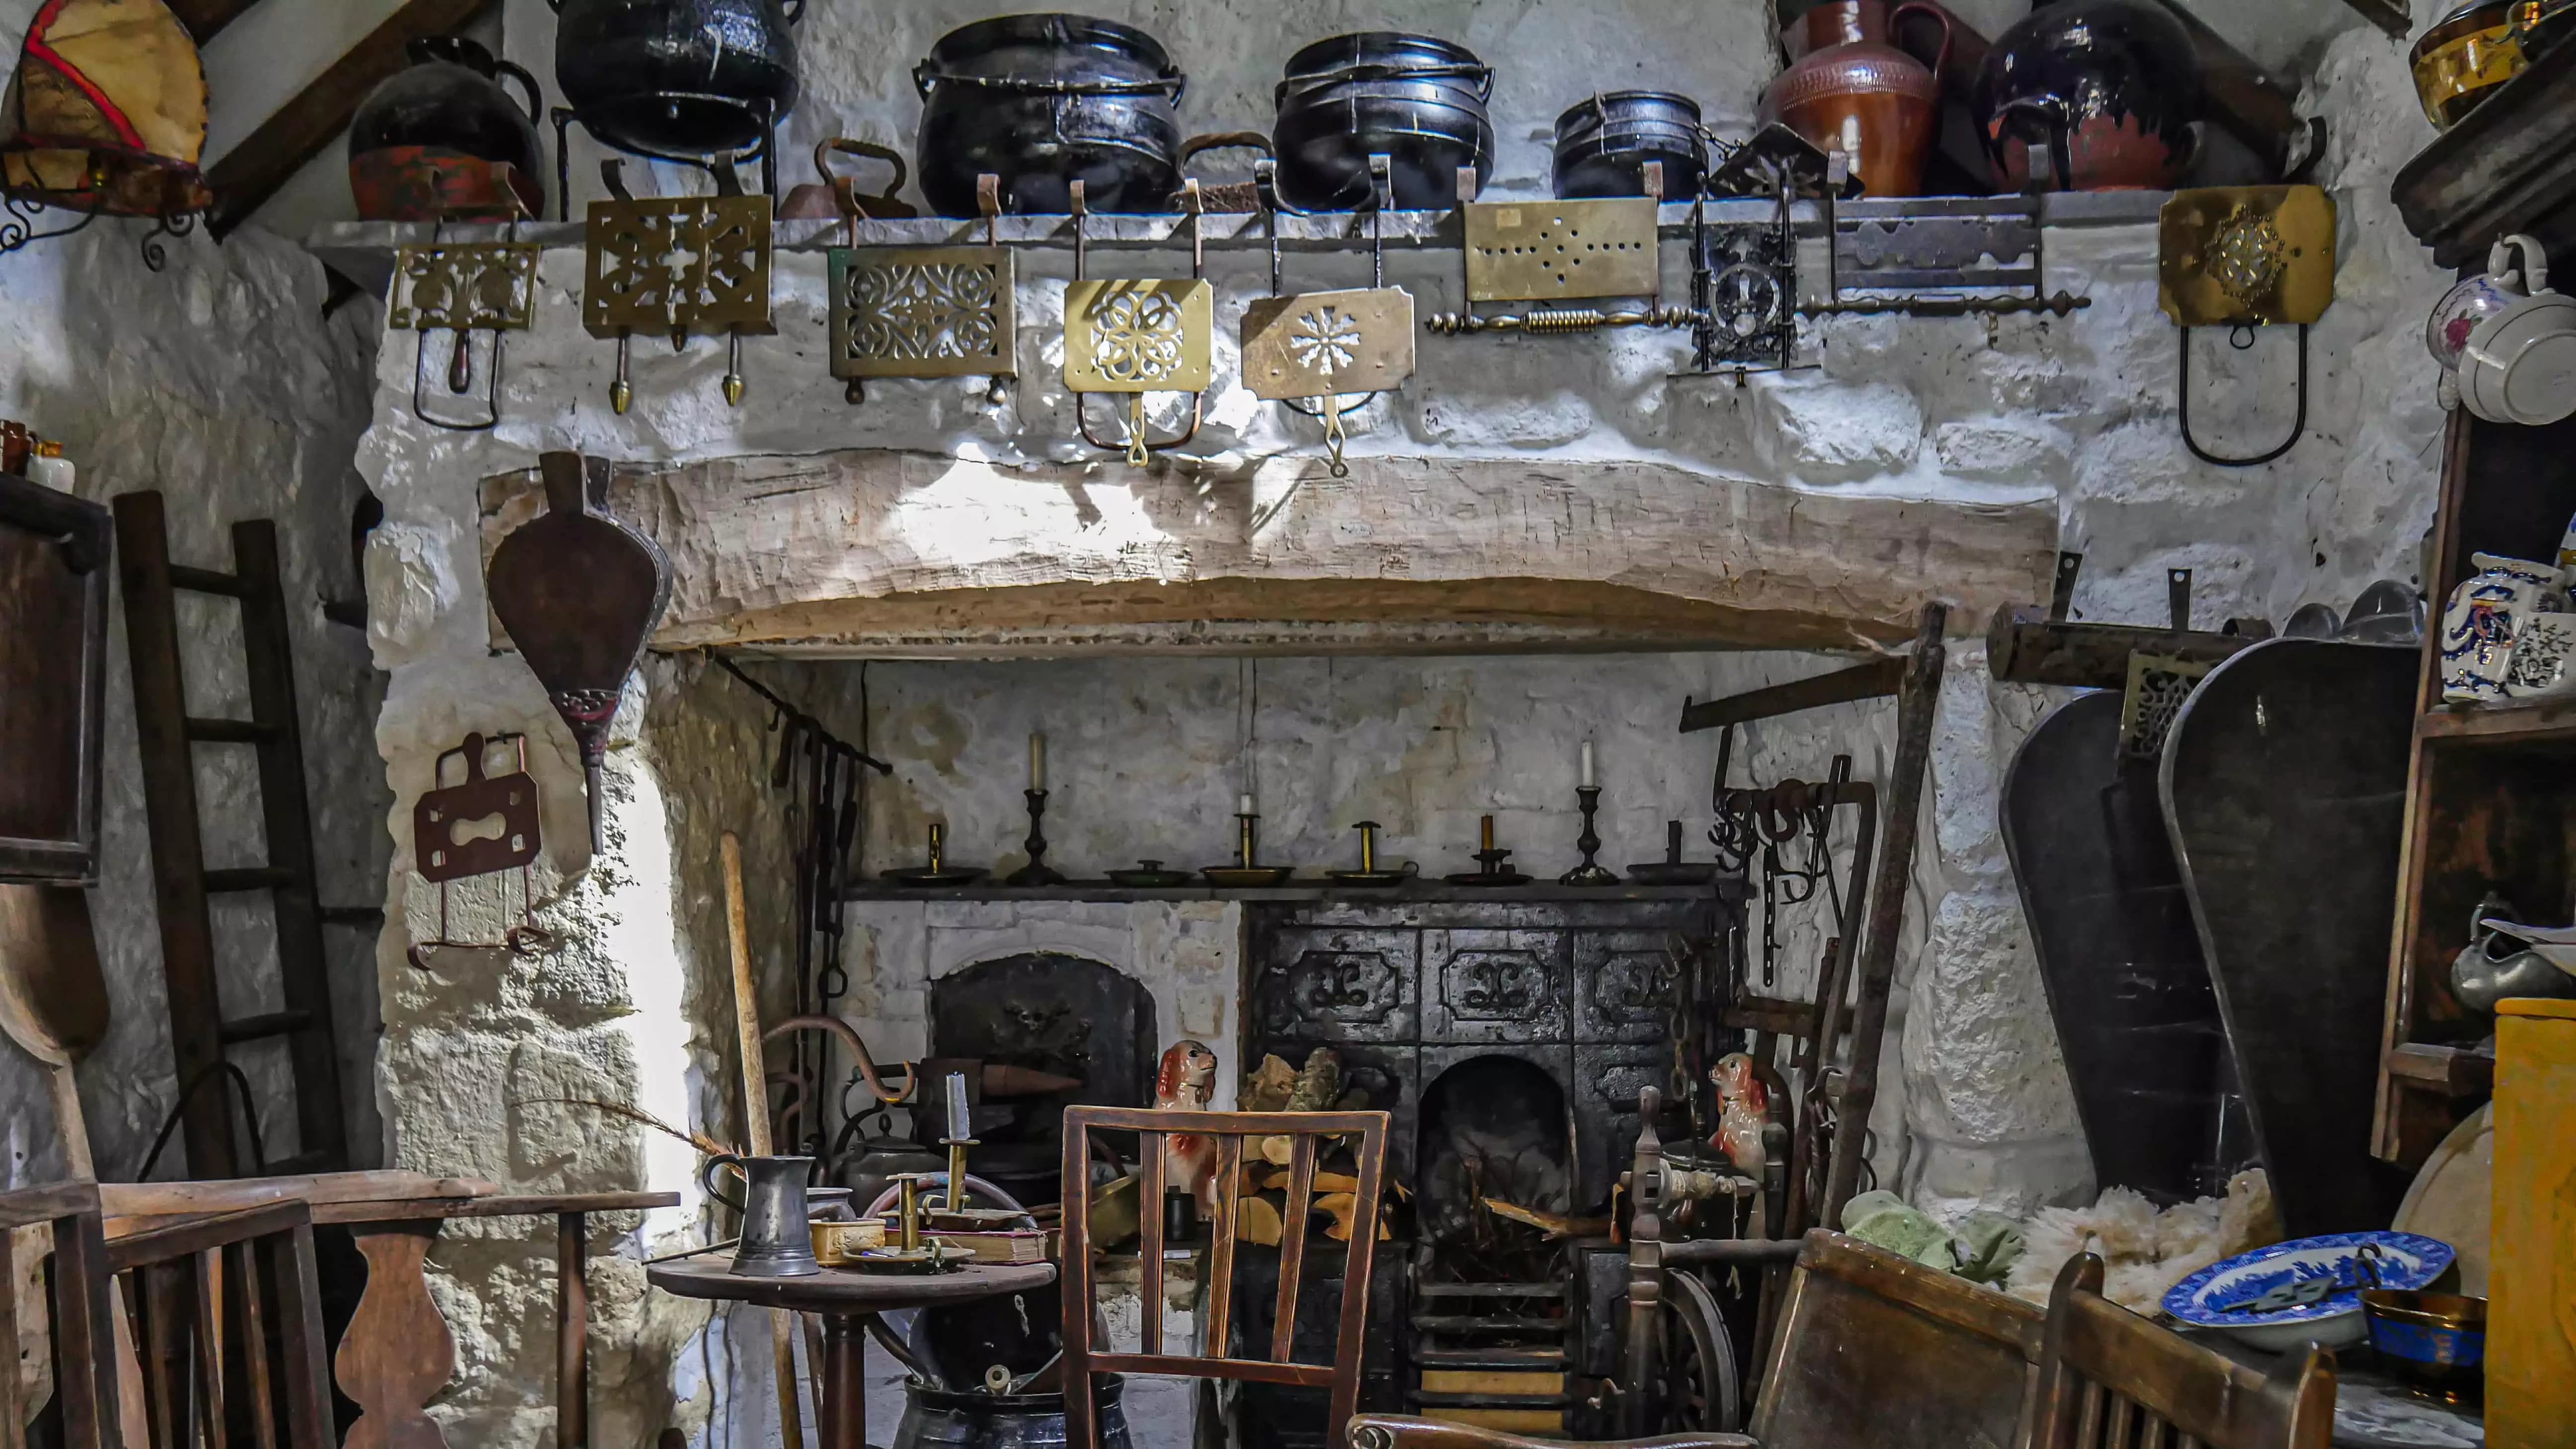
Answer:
xmin=648 ymin=1253 xmax=1057 ymax=1449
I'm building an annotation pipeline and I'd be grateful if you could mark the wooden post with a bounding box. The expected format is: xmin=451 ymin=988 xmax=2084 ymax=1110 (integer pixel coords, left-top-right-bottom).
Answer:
xmin=557 ymin=1212 xmax=588 ymax=1449
xmin=723 ymin=832 xmax=806 ymax=1449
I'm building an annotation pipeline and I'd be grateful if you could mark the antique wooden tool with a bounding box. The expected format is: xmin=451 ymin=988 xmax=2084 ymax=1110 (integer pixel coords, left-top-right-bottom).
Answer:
xmin=485 ymin=452 xmax=671 ymax=852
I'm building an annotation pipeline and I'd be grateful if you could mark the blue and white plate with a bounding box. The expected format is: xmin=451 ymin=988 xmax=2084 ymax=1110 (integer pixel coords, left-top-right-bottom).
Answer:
xmin=2162 ymin=1231 xmax=2455 ymax=1352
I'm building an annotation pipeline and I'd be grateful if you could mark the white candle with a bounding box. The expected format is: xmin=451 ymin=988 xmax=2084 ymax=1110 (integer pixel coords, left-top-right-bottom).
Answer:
xmin=1239 ymin=792 xmax=1255 ymax=815
xmin=1581 ymin=739 xmax=1596 ymax=788
xmin=1029 ymin=731 xmax=1046 ymax=791
xmin=945 ymin=1071 xmax=971 ymax=1141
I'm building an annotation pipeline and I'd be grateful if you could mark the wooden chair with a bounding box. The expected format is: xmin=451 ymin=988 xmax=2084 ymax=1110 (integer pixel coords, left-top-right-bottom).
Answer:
xmin=1058 ymin=1107 xmax=1389 ymax=1449
xmin=2032 ymin=1254 xmax=2336 ymax=1449
xmin=106 ymin=1199 xmax=334 ymax=1449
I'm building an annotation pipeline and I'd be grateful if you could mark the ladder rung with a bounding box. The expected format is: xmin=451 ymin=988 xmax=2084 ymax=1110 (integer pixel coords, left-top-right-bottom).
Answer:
xmin=1407 ymin=1393 xmax=1572 ymax=1409
xmin=167 ymin=564 xmax=246 ymax=597
xmin=1417 ymin=1283 xmax=1566 ymax=1299
xmin=318 ymin=906 xmax=385 ymax=928
xmin=262 ymin=1149 xmax=334 ymax=1176
xmin=219 ymin=1011 xmax=312 ymax=1045
xmin=184 ymin=716 xmax=278 ymax=743
xmin=202 ymin=866 xmax=294 ymax=893
xmin=1411 ymin=1315 xmax=1569 ymax=1333
xmin=1413 ymin=1349 xmax=1566 ymax=1369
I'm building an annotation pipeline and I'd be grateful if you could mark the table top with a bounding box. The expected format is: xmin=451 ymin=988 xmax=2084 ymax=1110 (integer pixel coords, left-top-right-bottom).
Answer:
xmin=648 ymin=1250 xmax=1055 ymax=1315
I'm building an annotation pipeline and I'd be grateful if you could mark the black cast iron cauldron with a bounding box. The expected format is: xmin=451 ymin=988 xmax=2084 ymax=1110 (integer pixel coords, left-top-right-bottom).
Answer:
xmin=892 ymin=1376 xmax=1131 ymax=1449
xmin=549 ymin=0 xmax=802 ymax=159
xmin=1272 ymin=31 xmax=1494 ymax=211
xmin=1552 ymin=90 xmax=1707 ymax=199
xmin=913 ymin=14 xmax=1184 ymax=217
xmin=1972 ymin=0 xmax=2201 ymax=191
xmin=348 ymin=37 xmax=546 ymax=220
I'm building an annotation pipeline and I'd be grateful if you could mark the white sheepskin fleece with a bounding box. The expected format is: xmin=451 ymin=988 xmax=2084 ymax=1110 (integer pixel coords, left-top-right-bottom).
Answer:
xmin=2003 ymin=1169 xmax=2281 ymax=1313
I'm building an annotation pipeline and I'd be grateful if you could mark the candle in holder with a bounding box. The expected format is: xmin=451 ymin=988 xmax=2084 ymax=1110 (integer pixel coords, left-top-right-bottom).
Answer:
xmin=1239 ymin=792 xmax=1255 ymax=815
xmin=1581 ymin=739 xmax=1596 ymax=789
xmin=944 ymin=1070 xmax=971 ymax=1141
xmin=1029 ymin=732 xmax=1046 ymax=791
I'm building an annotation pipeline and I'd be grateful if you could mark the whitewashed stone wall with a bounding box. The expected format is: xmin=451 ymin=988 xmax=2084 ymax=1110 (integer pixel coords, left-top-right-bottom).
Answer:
xmin=340 ymin=4 xmax=2465 ymax=1449
xmin=0 ymin=0 xmax=385 ymax=1184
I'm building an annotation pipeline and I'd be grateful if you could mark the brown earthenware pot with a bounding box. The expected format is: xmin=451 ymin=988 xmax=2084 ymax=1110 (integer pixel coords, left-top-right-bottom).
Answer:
xmin=1760 ymin=0 xmax=1949 ymax=198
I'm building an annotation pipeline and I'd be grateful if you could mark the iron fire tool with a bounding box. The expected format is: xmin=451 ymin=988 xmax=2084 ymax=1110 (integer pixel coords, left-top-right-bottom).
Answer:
xmin=407 ymin=732 xmax=555 ymax=967
xmin=1427 ymin=162 xmax=1702 ymax=337
xmin=1062 ymin=177 xmax=1215 ymax=466
xmin=483 ymin=451 xmax=672 ymax=853
xmin=1240 ymin=155 xmax=1416 ymax=477
xmin=831 ymin=169 xmax=1017 ymax=406
xmin=1446 ymin=813 xmax=1530 ymax=885
xmin=386 ymin=219 xmax=541 ymax=432
xmin=2158 ymin=185 xmax=2334 ymax=466
xmin=581 ymin=157 xmax=776 ymax=414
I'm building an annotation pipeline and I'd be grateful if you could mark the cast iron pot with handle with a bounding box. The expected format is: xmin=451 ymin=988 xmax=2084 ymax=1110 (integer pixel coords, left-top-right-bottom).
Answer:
xmin=1552 ymin=90 xmax=1708 ymax=199
xmin=349 ymin=36 xmax=547 ymax=220
xmin=1272 ymin=31 xmax=1494 ymax=211
xmin=550 ymin=0 xmax=803 ymax=159
xmin=913 ymin=13 xmax=1185 ymax=216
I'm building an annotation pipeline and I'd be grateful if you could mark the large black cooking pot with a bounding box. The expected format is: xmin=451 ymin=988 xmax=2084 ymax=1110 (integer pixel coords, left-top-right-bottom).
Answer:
xmin=1272 ymin=31 xmax=1493 ymax=211
xmin=893 ymin=1376 xmax=1131 ymax=1449
xmin=1552 ymin=90 xmax=1706 ymax=199
xmin=550 ymin=0 xmax=802 ymax=159
xmin=348 ymin=37 xmax=547 ymax=220
xmin=913 ymin=14 xmax=1185 ymax=217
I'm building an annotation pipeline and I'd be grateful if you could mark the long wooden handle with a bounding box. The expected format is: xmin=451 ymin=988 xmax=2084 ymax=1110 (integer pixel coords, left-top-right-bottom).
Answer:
xmin=719 ymin=832 xmax=802 ymax=1449
xmin=48 ymin=1066 xmax=90 ymax=1178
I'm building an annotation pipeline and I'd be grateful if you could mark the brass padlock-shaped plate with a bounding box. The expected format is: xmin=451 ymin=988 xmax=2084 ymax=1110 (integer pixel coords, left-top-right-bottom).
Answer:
xmin=2158 ymin=185 xmax=2335 ymax=328
xmin=1239 ymin=287 xmax=1416 ymax=400
xmin=1063 ymin=278 xmax=1213 ymax=393
xmin=583 ymin=195 xmax=777 ymax=338
xmin=389 ymin=242 xmax=541 ymax=331
xmin=1464 ymin=197 xmax=1660 ymax=302
xmin=830 ymin=245 xmax=1017 ymax=379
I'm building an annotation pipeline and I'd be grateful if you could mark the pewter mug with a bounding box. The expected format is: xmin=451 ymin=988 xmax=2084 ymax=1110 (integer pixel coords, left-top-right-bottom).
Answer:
xmin=702 ymin=1152 xmax=821 ymax=1277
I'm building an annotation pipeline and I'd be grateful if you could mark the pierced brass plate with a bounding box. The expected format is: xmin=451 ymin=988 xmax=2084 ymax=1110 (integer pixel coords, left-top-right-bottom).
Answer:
xmin=1464 ymin=198 xmax=1660 ymax=303
xmin=1240 ymin=287 xmax=1416 ymax=400
xmin=2158 ymin=185 xmax=2336 ymax=328
xmin=388 ymin=242 xmax=541 ymax=331
xmin=830 ymin=246 xmax=1017 ymax=380
xmin=1062 ymin=279 xmax=1213 ymax=393
xmin=583 ymin=195 xmax=776 ymax=338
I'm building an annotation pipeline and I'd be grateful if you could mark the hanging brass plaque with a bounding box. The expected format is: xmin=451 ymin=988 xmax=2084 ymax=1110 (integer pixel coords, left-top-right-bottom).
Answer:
xmin=1062 ymin=278 xmax=1213 ymax=393
xmin=830 ymin=245 xmax=1017 ymax=380
xmin=389 ymin=242 xmax=541 ymax=332
xmin=2158 ymin=185 xmax=2336 ymax=328
xmin=1240 ymin=288 xmax=1416 ymax=400
xmin=1464 ymin=198 xmax=1660 ymax=303
xmin=583 ymin=195 xmax=777 ymax=338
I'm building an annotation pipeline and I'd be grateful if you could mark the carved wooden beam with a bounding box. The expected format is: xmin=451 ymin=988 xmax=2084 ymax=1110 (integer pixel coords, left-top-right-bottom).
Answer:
xmin=165 ymin=0 xmax=265 ymax=42
xmin=203 ymin=0 xmax=497 ymax=237
xmin=2337 ymin=0 xmax=2412 ymax=38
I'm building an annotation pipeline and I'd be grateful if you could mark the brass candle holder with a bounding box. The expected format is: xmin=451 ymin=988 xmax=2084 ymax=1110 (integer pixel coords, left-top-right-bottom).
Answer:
xmin=1203 ymin=806 xmax=1294 ymax=886
xmin=884 ymin=822 xmax=986 ymax=886
xmin=1327 ymin=820 xmax=1410 ymax=885
xmin=1447 ymin=813 xmax=1530 ymax=886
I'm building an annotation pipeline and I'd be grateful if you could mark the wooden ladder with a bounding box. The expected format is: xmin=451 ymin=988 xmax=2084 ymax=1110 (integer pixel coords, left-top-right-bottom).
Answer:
xmin=112 ymin=492 xmax=346 ymax=1179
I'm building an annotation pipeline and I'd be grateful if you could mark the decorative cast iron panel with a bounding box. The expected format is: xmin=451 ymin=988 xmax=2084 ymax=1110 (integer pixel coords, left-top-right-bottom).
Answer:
xmin=582 ymin=195 xmax=777 ymax=339
xmin=1575 ymin=932 xmax=1683 ymax=1044
xmin=1257 ymin=928 xmax=1418 ymax=1043
xmin=388 ymin=242 xmax=541 ymax=332
xmin=1425 ymin=929 xmax=1569 ymax=1042
xmin=829 ymin=245 xmax=1017 ymax=380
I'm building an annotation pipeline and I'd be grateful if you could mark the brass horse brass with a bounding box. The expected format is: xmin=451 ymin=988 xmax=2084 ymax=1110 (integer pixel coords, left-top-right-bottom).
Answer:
xmin=1062 ymin=278 xmax=1213 ymax=393
xmin=389 ymin=242 xmax=541 ymax=331
xmin=2157 ymin=185 xmax=2336 ymax=327
xmin=830 ymin=246 xmax=1017 ymax=380
xmin=1240 ymin=287 xmax=1415 ymax=401
xmin=1465 ymin=197 xmax=1660 ymax=302
xmin=583 ymin=194 xmax=777 ymax=339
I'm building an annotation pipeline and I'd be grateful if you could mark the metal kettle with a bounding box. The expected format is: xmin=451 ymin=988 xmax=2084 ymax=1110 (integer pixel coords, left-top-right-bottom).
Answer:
xmin=550 ymin=0 xmax=802 ymax=159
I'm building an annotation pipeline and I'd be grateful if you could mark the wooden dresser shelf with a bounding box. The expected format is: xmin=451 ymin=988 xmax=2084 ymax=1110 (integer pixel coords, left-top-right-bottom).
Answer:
xmin=2395 ymin=33 xmax=2576 ymax=268
xmin=2385 ymin=1041 xmax=2497 ymax=1097
xmin=2418 ymin=699 xmax=2576 ymax=745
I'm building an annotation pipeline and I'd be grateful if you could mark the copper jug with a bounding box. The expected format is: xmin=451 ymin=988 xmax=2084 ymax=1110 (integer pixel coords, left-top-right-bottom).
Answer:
xmin=1759 ymin=0 xmax=1950 ymax=198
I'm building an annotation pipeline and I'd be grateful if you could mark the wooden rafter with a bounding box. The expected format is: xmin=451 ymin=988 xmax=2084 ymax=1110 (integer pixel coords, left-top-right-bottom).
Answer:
xmin=203 ymin=0 xmax=497 ymax=237
xmin=2338 ymin=0 xmax=2411 ymax=38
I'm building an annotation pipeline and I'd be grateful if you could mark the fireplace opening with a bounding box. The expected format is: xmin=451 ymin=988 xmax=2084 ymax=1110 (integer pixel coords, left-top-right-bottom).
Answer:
xmin=1417 ymin=1054 xmax=1577 ymax=1282
xmin=929 ymin=951 xmax=1157 ymax=1207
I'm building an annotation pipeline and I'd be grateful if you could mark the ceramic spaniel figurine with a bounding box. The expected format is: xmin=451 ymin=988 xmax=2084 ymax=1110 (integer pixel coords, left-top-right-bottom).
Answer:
xmin=1710 ymin=1052 xmax=1771 ymax=1176
xmin=1155 ymin=1039 xmax=1220 ymax=1210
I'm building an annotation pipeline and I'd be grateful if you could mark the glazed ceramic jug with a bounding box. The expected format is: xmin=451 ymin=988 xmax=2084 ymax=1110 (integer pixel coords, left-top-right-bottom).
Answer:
xmin=1758 ymin=0 xmax=1949 ymax=198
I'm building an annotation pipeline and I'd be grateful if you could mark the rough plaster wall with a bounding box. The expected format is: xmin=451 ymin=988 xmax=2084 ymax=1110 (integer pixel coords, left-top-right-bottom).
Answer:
xmin=0 ymin=0 xmax=385 ymax=1184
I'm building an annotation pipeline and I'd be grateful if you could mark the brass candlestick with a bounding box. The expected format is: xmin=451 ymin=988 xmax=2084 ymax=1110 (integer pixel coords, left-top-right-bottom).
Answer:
xmin=1204 ymin=806 xmax=1295 ymax=886
xmin=1447 ymin=813 xmax=1530 ymax=885
xmin=944 ymin=1138 xmax=976 ymax=1210
xmin=1005 ymin=789 xmax=1065 ymax=886
xmin=898 ymin=1174 xmax=922 ymax=1252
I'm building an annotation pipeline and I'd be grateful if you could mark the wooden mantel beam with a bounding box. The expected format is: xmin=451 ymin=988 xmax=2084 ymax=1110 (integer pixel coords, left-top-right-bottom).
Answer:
xmin=2335 ymin=0 xmax=2410 ymax=38
xmin=204 ymin=0 xmax=496 ymax=237
xmin=165 ymin=0 xmax=264 ymax=43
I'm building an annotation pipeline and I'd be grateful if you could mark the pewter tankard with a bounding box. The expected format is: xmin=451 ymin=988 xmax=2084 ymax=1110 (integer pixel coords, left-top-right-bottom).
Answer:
xmin=702 ymin=1152 xmax=821 ymax=1277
